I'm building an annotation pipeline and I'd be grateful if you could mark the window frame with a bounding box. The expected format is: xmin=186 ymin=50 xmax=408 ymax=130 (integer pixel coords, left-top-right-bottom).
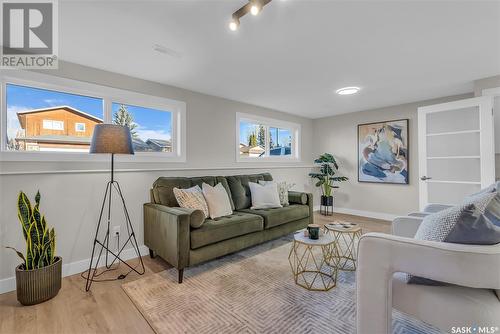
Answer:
xmin=236 ymin=112 xmax=301 ymax=162
xmin=0 ymin=71 xmax=186 ymax=162
xmin=43 ymin=119 xmax=65 ymax=131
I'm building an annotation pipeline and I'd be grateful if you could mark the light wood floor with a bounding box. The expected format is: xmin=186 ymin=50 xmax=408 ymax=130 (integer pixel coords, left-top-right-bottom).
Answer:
xmin=0 ymin=212 xmax=390 ymax=334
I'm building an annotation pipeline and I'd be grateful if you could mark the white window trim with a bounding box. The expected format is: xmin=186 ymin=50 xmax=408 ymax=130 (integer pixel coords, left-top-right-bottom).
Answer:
xmin=74 ymin=122 xmax=86 ymax=132
xmin=236 ymin=112 xmax=301 ymax=162
xmin=0 ymin=70 xmax=186 ymax=162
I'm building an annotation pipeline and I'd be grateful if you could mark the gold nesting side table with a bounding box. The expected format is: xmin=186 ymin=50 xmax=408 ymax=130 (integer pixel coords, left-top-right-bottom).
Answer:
xmin=324 ymin=222 xmax=362 ymax=271
xmin=288 ymin=232 xmax=340 ymax=291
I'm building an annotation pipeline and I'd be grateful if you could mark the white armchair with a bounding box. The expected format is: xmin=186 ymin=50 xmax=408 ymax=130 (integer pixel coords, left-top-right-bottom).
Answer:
xmin=356 ymin=216 xmax=500 ymax=334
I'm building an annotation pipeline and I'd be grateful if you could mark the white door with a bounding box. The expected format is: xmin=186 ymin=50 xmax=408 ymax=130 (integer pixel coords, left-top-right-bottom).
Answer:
xmin=418 ymin=96 xmax=494 ymax=210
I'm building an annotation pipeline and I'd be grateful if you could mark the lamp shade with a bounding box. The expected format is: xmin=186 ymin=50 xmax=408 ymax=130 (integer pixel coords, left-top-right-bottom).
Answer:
xmin=90 ymin=124 xmax=134 ymax=155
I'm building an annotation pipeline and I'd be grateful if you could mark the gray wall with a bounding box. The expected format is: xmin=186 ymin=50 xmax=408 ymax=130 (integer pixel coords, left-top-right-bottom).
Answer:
xmin=312 ymin=93 xmax=472 ymax=217
xmin=0 ymin=62 xmax=315 ymax=284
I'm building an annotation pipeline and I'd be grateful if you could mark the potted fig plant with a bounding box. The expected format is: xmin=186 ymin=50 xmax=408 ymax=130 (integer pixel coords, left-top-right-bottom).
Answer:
xmin=309 ymin=153 xmax=348 ymax=215
xmin=6 ymin=191 xmax=61 ymax=305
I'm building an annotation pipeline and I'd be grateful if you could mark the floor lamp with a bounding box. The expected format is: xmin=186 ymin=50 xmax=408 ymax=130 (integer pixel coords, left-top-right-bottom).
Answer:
xmin=85 ymin=124 xmax=145 ymax=292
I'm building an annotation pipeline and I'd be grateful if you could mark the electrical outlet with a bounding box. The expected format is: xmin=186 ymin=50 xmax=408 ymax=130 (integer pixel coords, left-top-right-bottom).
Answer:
xmin=113 ymin=226 xmax=120 ymax=237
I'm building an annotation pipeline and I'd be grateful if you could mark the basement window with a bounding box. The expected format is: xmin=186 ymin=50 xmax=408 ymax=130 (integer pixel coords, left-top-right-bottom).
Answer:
xmin=1 ymin=72 xmax=186 ymax=161
xmin=236 ymin=112 xmax=300 ymax=161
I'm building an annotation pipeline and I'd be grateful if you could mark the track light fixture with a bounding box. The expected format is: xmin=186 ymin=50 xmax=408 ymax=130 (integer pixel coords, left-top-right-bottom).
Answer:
xmin=250 ymin=0 xmax=262 ymax=16
xmin=229 ymin=0 xmax=272 ymax=31
xmin=229 ymin=16 xmax=240 ymax=31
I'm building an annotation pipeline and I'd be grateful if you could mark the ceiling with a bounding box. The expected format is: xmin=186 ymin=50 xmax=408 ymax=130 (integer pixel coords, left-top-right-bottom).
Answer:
xmin=59 ymin=1 xmax=500 ymax=119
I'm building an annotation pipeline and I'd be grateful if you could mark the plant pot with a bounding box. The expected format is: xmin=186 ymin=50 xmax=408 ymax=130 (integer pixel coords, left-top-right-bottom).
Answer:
xmin=320 ymin=195 xmax=334 ymax=216
xmin=320 ymin=195 xmax=334 ymax=207
xmin=15 ymin=256 xmax=62 ymax=306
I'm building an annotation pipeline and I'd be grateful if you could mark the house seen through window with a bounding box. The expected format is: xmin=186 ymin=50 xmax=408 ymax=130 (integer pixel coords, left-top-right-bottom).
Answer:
xmin=239 ymin=120 xmax=294 ymax=158
xmin=6 ymin=84 xmax=103 ymax=153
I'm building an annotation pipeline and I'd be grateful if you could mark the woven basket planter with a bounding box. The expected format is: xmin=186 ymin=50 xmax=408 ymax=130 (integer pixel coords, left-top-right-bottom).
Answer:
xmin=15 ymin=256 xmax=62 ymax=306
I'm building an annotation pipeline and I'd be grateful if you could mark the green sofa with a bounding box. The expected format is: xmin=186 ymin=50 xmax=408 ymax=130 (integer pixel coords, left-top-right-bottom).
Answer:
xmin=144 ymin=173 xmax=313 ymax=283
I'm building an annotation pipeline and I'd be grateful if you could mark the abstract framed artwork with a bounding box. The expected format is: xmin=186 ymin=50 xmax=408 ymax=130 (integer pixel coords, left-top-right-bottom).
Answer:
xmin=358 ymin=119 xmax=409 ymax=184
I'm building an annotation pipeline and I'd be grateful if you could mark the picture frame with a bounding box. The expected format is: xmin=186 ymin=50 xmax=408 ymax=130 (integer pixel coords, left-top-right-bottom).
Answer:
xmin=358 ymin=119 xmax=409 ymax=184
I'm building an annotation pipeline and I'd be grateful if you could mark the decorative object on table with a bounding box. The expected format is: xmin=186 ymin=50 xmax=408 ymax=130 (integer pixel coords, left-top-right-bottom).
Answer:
xmin=6 ymin=191 xmax=61 ymax=305
xmin=358 ymin=119 xmax=409 ymax=184
xmin=288 ymin=231 xmax=340 ymax=291
xmin=306 ymin=223 xmax=321 ymax=240
xmin=324 ymin=222 xmax=362 ymax=271
xmin=84 ymin=124 xmax=145 ymax=292
xmin=259 ymin=180 xmax=295 ymax=206
xmin=309 ymin=153 xmax=348 ymax=216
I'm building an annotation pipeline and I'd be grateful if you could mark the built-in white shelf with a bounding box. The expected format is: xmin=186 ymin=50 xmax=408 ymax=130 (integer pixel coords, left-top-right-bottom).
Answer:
xmin=426 ymin=129 xmax=480 ymax=137
xmin=426 ymin=180 xmax=481 ymax=185
xmin=426 ymin=156 xmax=480 ymax=160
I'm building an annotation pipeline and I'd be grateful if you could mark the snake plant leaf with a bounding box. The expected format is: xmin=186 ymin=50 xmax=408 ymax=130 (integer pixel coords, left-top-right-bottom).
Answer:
xmin=5 ymin=246 xmax=26 ymax=266
xmin=49 ymin=228 xmax=56 ymax=264
xmin=35 ymin=191 xmax=41 ymax=208
xmin=17 ymin=192 xmax=32 ymax=241
xmin=26 ymin=225 xmax=34 ymax=270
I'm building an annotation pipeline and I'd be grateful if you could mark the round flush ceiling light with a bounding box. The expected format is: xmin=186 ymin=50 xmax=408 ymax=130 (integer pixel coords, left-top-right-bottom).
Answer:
xmin=335 ymin=86 xmax=361 ymax=95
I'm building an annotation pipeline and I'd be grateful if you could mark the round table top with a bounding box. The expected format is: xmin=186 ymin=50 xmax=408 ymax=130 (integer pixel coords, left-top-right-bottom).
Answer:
xmin=324 ymin=222 xmax=362 ymax=233
xmin=294 ymin=231 xmax=335 ymax=246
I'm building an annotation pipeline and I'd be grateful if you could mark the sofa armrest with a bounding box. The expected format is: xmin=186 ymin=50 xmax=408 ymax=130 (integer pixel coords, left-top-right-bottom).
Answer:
xmin=356 ymin=233 xmax=500 ymax=334
xmin=423 ymin=203 xmax=452 ymax=213
xmin=288 ymin=191 xmax=308 ymax=205
xmin=289 ymin=191 xmax=314 ymax=224
xmin=143 ymin=203 xmax=195 ymax=270
xmin=407 ymin=211 xmax=430 ymax=218
xmin=391 ymin=216 xmax=424 ymax=237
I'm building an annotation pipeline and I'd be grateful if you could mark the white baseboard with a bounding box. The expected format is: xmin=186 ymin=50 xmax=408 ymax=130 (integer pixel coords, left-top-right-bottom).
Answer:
xmin=313 ymin=206 xmax=397 ymax=222
xmin=0 ymin=245 xmax=149 ymax=295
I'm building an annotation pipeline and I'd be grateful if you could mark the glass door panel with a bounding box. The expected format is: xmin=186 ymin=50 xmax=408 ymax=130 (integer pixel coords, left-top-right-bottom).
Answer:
xmin=418 ymin=96 xmax=494 ymax=209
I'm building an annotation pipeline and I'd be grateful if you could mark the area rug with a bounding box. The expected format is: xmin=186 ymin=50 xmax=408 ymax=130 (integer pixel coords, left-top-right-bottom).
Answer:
xmin=122 ymin=236 xmax=443 ymax=334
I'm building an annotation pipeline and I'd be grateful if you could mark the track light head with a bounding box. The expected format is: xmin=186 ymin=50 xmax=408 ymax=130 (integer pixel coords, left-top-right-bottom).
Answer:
xmin=229 ymin=16 xmax=240 ymax=31
xmin=250 ymin=1 xmax=262 ymax=15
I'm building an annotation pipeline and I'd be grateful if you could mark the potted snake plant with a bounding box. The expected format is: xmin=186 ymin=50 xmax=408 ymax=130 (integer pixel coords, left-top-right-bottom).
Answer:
xmin=6 ymin=191 xmax=61 ymax=305
xmin=309 ymin=153 xmax=348 ymax=215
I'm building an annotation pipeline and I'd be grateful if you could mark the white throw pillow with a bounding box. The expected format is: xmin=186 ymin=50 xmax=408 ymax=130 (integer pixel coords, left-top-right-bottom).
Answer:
xmin=173 ymin=185 xmax=209 ymax=219
xmin=248 ymin=182 xmax=282 ymax=210
xmin=201 ymin=183 xmax=233 ymax=219
xmin=259 ymin=180 xmax=294 ymax=206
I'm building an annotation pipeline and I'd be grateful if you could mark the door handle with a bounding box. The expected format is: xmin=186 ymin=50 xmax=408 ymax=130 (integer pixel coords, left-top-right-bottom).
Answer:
xmin=420 ymin=176 xmax=432 ymax=181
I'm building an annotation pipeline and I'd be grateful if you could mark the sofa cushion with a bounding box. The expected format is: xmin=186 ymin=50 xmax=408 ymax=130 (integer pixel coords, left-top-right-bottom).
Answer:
xmin=190 ymin=176 xmax=235 ymax=210
xmin=190 ymin=213 xmax=264 ymax=249
xmin=238 ymin=204 xmax=309 ymax=229
xmin=226 ymin=173 xmax=273 ymax=210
